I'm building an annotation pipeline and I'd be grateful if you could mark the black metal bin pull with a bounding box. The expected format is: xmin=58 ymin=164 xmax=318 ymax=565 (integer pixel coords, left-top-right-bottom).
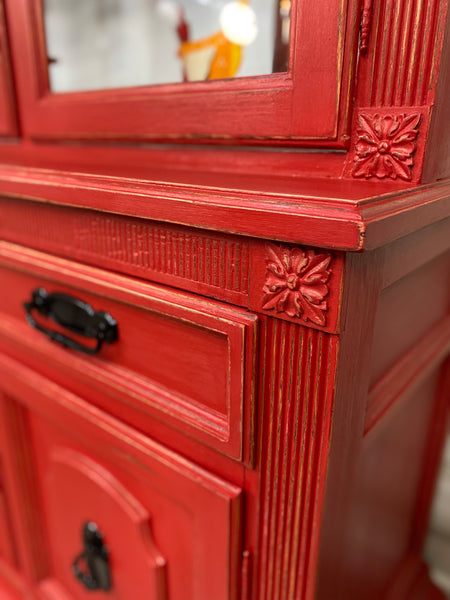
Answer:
xmin=24 ymin=287 xmax=118 ymax=355
xmin=73 ymin=522 xmax=112 ymax=592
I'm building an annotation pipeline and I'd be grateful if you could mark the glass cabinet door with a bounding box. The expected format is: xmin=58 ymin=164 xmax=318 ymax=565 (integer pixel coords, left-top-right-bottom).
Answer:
xmin=43 ymin=0 xmax=285 ymax=92
xmin=5 ymin=0 xmax=359 ymax=145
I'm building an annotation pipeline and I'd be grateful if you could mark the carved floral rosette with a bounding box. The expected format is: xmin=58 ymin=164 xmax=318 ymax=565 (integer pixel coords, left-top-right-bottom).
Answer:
xmin=352 ymin=112 xmax=421 ymax=181
xmin=262 ymin=244 xmax=332 ymax=326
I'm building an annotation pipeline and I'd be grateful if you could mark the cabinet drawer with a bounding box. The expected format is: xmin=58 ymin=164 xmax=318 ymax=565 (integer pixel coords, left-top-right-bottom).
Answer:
xmin=0 ymin=242 xmax=257 ymax=463
xmin=0 ymin=354 xmax=243 ymax=600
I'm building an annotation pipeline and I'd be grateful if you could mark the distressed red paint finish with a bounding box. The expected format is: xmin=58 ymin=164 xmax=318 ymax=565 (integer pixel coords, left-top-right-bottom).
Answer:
xmin=0 ymin=0 xmax=449 ymax=599
xmin=359 ymin=0 xmax=374 ymax=55
xmin=353 ymin=113 xmax=421 ymax=180
xmin=262 ymin=244 xmax=331 ymax=326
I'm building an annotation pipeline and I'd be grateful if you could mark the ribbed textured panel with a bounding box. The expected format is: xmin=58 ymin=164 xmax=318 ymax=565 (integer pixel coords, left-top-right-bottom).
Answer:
xmin=0 ymin=199 xmax=250 ymax=301
xmin=366 ymin=0 xmax=441 ymax=106
xmin=256 ymin=318 xmax=338 ymax=600
xmin=75 ymin=213 xmax=250 ymax=292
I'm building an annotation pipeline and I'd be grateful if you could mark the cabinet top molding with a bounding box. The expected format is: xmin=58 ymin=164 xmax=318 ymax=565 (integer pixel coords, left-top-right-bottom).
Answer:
xmin=0 ymin=0 xmax=449 ymax=243
xmin=0 ymin=164 xmax=448 ymax=251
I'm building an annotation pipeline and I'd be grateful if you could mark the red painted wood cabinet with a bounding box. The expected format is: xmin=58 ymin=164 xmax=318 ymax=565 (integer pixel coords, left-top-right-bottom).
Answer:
xmin=0 ymin=1 xmax=449 ymax=599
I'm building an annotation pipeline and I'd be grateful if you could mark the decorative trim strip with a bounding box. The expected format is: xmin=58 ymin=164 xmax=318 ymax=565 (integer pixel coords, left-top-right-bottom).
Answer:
xmin=0 ymin=198 xmax=250 ymax=305
xmin=256 ymin=318 xmax=338 ymax=600
xmin=359 ymin=0 xmax=374 ymax=55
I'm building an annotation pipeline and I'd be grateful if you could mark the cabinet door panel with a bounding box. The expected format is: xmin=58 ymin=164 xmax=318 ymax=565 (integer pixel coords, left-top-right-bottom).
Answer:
xmin=0 ymin=353 xmax=243 ymax=600
xmin=43 ymin=448 xmax=167 ymax=600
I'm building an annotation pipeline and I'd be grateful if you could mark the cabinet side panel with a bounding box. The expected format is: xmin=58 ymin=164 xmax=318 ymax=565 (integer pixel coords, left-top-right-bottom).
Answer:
xmin=369 ymin=251 xmax=450 ymax=388
xmin=340 ymin=366 xmax=447 ymax=600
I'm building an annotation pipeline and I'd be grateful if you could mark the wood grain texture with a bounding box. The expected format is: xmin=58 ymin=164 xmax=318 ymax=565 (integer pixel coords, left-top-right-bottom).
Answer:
xmin=0 ymin=165 xmax=367 ymax=251
xmin=255 ymin=317 xmax=338 ymax=600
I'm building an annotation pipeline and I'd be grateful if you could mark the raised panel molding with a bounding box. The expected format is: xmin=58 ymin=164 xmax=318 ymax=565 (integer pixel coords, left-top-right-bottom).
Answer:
xmin=0 ymin=353 xmax=244 ymax=600
xmin=46 ymin=448 xmax=167 ymax=599
xmin=256 ymin=318 xmax=339 ymax=600
xmin=365 ymin=315 xmax=450 ymax=435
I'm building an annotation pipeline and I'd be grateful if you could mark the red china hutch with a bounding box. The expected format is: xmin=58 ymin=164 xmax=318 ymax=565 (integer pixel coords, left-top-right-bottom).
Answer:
xmin=0 ymin=0 xmax=449 ymax=599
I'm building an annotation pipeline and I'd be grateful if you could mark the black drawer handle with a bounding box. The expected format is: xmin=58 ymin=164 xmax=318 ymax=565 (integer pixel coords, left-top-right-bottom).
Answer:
xmin=24 ymin=288 xmax=118 ymax=355
xmin=73 ymin=522 xmax=111 ymax=592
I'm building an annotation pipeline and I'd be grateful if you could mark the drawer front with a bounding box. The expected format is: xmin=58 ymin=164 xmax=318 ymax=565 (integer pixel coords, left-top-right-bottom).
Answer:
xmin=0 ymin=242 xmax=257 ymax=463
xmin=0 ymin=354 xmax=243 ymax=600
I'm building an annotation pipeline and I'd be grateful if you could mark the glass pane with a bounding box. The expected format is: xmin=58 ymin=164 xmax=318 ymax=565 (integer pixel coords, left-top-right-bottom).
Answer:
xmin=42 ymin=0 xmax=291 ymax=93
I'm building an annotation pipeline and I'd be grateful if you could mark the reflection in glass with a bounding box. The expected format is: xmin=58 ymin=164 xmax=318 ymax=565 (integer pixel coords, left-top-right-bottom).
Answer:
xmin=42 ymin=0 xmax=290 ymax=93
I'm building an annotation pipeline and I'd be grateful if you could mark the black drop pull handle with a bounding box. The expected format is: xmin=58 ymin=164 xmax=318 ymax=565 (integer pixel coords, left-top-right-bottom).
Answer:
xmin=24 ymin=288 xmax=118 ymax=355
xmin=73 ymin=522 xmax=112 ymax=592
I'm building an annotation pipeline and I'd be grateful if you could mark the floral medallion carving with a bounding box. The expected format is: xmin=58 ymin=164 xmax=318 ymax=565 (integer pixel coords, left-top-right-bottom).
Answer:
xmin=352 ymin=112 xmax=421 ymax=181
xmin=262 ymin=244 xmax=332 ymax=326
